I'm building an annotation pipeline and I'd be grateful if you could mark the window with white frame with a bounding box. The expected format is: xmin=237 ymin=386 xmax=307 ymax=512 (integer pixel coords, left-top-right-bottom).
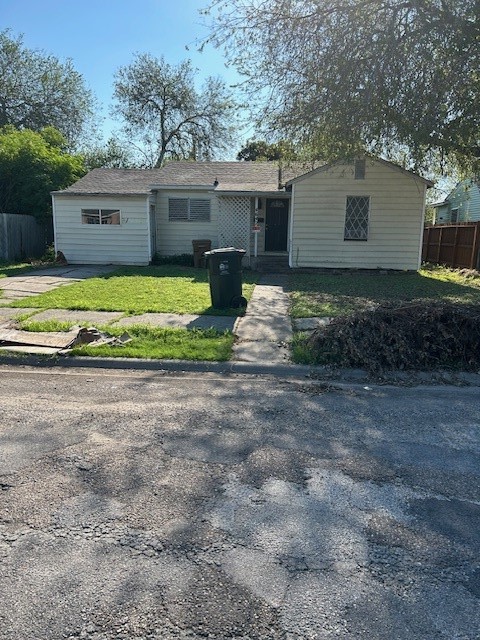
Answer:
xmin=450 ymin=208 xmax=459 ymax=223
xmin=344 ymin=196 xmax=370 ymax=240
xmin=168 ymin=198 xmax=211 ymax=222
xmin=81 ymin=209 xmax=121 ymax=225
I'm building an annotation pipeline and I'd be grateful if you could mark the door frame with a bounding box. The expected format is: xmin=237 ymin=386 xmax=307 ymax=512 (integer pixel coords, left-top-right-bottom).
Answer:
xmin=264 ymin=198 xmax=289 ymax=252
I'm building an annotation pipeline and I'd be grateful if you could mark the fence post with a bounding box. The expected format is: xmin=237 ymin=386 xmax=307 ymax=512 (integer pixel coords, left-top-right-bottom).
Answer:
xmin=452 ymin=224 xmax=459 ymax=268
xmin=436 ymin=226 xmax=443 ymax=263
xmin=472 ymin=222 xmax=480 ymax=270
xmin=423 ymin=227 xmax=432 ymax=262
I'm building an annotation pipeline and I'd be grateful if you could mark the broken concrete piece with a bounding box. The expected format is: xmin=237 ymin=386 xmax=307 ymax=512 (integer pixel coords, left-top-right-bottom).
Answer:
xmin=0 ymin=325 xmax=131 ymax=355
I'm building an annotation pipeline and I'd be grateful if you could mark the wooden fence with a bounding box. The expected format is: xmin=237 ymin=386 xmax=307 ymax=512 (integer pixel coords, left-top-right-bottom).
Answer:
xmin=422 ymin=222 xmax=480 ymax=270
xmin=0 ymin=213 xmax=52 ymax=262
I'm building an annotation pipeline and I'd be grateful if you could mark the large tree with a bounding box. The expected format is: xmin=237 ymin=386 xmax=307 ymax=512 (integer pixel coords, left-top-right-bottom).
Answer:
xmin=0 ymin=30 xmax=95 ymax=146
xmin=0 ymin=126 xmax=85 ymax=220
xmin=204 ymin=0 xmax=480 ymax=172
xmin=237 ymin=139 xmax=298 ymax=161
xmin=113 ymin=54 xmax=237 ymax=167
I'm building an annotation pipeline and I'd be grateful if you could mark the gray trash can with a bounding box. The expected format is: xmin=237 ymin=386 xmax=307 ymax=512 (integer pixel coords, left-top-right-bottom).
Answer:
xmin=204 ymin=247 xmax=247 ymax=309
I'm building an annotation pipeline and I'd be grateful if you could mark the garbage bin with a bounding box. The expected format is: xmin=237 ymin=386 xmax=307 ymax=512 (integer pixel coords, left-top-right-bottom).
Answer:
xmin=204 ymin=247 xmax=247 ymax=309
xmin=192 ymin=239 xmax=212 ymax=268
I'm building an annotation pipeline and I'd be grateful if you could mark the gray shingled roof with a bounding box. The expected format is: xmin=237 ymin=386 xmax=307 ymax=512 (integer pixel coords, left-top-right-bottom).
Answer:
xmin=54 ymin=161 xmax=319 ymax=196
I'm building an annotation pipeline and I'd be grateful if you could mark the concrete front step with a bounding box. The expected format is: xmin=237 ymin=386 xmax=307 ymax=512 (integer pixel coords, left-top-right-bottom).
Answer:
xmin=252 ymin=256 xmax=290 ymax=273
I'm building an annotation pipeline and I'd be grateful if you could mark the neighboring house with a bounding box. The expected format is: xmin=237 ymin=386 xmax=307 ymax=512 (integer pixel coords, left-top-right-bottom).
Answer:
xmin=51 ymin=156 xmax=431 ymax=270
xmin=432 ymin=179 xmax=480 ymax=224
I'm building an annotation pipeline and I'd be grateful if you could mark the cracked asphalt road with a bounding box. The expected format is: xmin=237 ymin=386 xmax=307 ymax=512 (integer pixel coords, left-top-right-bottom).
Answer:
xmin=0 ymin=366 xmax=479 ymax=639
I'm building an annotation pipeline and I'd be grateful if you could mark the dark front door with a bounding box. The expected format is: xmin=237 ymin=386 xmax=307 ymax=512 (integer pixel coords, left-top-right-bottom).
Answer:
xmin=265 ymin=198 xmax=288 ymax=251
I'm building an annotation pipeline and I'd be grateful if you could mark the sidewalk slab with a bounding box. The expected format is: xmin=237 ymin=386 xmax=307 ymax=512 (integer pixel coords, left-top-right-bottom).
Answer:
xmin=32 ymin=309 xmax=123 ymax=325
xmin=0 ymin=308 xmax=38 ymax=321
xmin=233 ymin=340 xmax=290 ymax=363
xmin=114 ymin=313 xmax=237 ymax=332
xmin=235 ymin=315 xmax=292 ymax=343
xmin=293 ymin=317 xmax=333 ymax=332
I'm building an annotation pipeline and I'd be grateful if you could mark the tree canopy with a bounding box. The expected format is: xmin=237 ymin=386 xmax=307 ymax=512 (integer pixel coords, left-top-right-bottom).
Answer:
xmin=0 ymin=30 xmax=95 ymax=146
xmin=204 ymin=0 xmax=480 ymax=172
xmin=80 ymin=137 xmax=136 ymax=171
xmin=237 ymin=139 xmax=298 ymax=161
xmin=0 ymin=126 xmax=85 ymax=220
xmin=113 ymin=53 xmax=237 ymax=167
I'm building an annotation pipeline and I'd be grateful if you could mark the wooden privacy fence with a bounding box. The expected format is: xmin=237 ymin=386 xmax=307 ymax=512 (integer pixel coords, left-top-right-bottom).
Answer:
xmin=0 ymin=213 xmax=52 ymax=262
xmin=422 ymin=222 xmax=480 ymax=270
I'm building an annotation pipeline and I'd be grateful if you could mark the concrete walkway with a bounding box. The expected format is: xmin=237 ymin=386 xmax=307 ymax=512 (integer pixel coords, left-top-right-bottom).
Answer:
xmin=0 ymin=265 xmax=116 ymax=303
xmin=233 ymin=274 xmax=292 ymax=363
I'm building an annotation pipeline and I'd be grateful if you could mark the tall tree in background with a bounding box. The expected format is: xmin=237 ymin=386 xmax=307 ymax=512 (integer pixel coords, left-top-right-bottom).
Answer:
xmin=0 ymin=126 xmax=85 ymax=220
xmin=0 ymin=30 xmax=95 ymax=147
xmin=204 ymin=0 xmax=480 ymax=172
xmin=113 ymin=54 xmax=237 ymax=167
xmin=237 ymin=139 xmax=298 ymax=161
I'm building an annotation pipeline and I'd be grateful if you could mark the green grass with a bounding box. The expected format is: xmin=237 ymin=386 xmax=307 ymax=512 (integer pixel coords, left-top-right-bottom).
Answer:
xmin=18 ymin=319 xmax=234 ymax=361
xmin=288 ymin=265 xmax=480 ymax=318
xmin=8 ymin=265 xmax=257 ymax=316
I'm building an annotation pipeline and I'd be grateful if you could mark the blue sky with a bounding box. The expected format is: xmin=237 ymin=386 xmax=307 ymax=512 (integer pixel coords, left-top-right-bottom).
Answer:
xmin=1 ymin=0 xmax=249 ymax=151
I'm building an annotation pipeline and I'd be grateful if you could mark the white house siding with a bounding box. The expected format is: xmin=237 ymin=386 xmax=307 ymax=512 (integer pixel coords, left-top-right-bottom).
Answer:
xmin=154 ymin=190 xmax=218 ymax=257
xmin=53 ymin=195 xmax=150 ymax=265
xmin=290 ymin=160 xmax=426 ymax=270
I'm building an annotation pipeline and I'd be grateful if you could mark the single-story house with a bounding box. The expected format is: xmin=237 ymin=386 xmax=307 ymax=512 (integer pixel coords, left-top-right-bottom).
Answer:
xmin=432 ymin=179 xmax=480 ymax=225
xmin=52 ymin=156 xmax=432 ymax=270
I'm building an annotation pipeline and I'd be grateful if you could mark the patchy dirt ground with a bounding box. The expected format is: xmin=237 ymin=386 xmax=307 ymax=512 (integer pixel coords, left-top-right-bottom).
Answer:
xmin=0 ymin=367 xmax=479 ymax=639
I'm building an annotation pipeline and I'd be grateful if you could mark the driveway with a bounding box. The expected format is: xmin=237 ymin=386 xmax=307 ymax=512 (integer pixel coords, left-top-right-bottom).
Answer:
xmin=0 ymin=265 xmax=116 ymax=303
xmin=0 ymin=367 xmax=479 ymax=639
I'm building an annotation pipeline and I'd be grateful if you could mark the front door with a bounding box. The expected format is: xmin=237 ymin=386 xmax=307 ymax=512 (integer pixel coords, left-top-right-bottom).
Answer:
xmin=265 ymin=198 xmax=288 ymax=251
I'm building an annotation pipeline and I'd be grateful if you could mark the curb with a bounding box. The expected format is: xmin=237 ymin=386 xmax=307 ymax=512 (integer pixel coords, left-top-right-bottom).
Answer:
xmin=1 ymin=353 xmax=480 ymax=386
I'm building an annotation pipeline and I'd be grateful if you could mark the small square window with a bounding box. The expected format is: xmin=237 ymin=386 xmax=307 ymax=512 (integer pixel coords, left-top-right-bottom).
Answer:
xmin=344 ymin=196 xmax=369 ymax=240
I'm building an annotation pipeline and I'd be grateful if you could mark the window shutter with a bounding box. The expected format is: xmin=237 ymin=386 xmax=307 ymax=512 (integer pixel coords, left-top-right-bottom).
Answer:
xmin=169 ymin=198 xmax=189 ymax=221
xmin=189 ymin=199 xmax=211 ymax=221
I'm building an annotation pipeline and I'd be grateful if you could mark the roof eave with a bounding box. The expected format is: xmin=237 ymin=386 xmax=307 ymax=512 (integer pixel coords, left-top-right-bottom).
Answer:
xmin=51 ymin=191 xmax=152 ymax=197
xmin=215 ymin=189 xmax=289 ymax=196
xmin=149 ymin=184 xmax=215 ymax=191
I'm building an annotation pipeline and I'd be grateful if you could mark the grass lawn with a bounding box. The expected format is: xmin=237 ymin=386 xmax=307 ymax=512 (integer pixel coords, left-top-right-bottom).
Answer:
xmin=8 ymin=265 xmax=258 ymax=315
xmin=288 ymin=265 xmax=480 ymax=318
xmin=18 ymin=319 xmax=234 ymax=361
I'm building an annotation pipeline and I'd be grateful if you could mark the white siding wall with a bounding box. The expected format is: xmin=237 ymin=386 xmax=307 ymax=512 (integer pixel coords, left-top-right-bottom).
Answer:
xmin=291 ymin=160 xmax=426 ymax=270
xmin=154 ymin=190 xmax=218 ymax=256
xmin=53 ymin=195 xmax=150 ymax=265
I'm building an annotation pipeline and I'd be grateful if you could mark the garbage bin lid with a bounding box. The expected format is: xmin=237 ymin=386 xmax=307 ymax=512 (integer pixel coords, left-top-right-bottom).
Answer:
xmin=204 ymin=247 xmax=246 ymax=256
